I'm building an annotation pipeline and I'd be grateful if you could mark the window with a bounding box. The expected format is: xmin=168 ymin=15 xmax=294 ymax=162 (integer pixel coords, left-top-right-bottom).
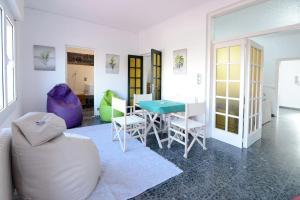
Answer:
xmin=0 ymin=4 xmax=16 ymax=112
xmin=6 ymin=17 xmax=15 ymax=104
xmin=0 ymin=8 xmax=3 ymax=110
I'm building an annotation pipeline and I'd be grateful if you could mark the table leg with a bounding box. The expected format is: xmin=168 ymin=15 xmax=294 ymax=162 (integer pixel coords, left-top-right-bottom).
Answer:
xmin=145 ymin=113 xmax=163 ymax=149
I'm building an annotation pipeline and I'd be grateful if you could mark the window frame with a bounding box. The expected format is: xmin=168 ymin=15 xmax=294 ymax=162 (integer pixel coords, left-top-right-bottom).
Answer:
xmin=5 ymin=15 xmax=16 ymax=105
xmin=0 ymin=2 xmax=16 ymax=113
xmin=0 ymin=6 xmax=3 ymax=111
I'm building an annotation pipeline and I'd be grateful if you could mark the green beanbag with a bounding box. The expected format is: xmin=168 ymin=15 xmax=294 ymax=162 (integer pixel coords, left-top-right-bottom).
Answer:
xmin=99 ymin=90 xmax=123 ymax=122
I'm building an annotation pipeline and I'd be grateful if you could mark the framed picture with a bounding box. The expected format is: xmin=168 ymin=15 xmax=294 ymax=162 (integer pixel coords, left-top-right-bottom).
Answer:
xmin=105 ymin=54 xmax=120 ymax=74
xmin=33 ymin=45 xmax=56 ymax=71
xmin=173 ymin=48 xmax=187 ymax=74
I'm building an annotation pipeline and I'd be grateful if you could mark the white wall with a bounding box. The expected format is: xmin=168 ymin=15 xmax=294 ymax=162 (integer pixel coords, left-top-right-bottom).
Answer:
xmin=138 ymin=0 xmax=240 ymax=137
xmin=6 ymin=0 xmax=24 ymax=20
xmin=213 ymin=0 xmax=300 ymax=41
xmin=21 ymin=8 xmax=139 ymax=115
xmin=3 ymin=0 xmax=241 ymax=129
xmin=138 ymin=0 xmax=239 ymax=103
xmin=278 ymin=60 xmax=300 ymax=109
xmin=252 ymin=31 xmax=300 ymax=114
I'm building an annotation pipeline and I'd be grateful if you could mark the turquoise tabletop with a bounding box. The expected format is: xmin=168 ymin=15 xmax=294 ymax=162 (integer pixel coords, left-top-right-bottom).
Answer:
xmin=139 ymin=100 xmax=185 ymax=114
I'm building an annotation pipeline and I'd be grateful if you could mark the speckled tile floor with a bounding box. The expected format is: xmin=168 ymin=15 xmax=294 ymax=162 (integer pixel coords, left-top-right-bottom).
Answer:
xmin=83 ymin=108 xmax=300 ymax=200
xmin=81 ymin=115 xmax=108 ymax=127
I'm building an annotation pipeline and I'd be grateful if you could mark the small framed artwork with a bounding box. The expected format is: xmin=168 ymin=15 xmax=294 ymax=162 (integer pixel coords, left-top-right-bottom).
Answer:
xmin=33 ymin=45 xmax=56 ymax=71
xmin=105 ymin=54 xmax=120 ymax=74
xmin=173 ymin=48 xmax=187 ymax=74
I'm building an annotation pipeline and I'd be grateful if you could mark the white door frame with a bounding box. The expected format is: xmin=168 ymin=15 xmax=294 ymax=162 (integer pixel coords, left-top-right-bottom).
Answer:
xmin=275 ymin=57 xmax=300 ymax=115
xmin=205 ymin=0 xmax=300 ymax=138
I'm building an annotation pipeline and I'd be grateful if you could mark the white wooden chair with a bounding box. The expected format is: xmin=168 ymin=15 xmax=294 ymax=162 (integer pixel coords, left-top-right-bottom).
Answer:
xmin=133 ymin=94 xmax=153 ymax=114
xmin=111 ymin=97 xmax=146 ymax=152
xmin=168 ymin=102 xmax=206 ymax=158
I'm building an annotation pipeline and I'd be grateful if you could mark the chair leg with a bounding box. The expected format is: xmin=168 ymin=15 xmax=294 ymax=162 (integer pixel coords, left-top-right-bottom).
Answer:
xmin=203 ymin=128 xmax=207 ymax=150
xmin=137 ymin=129 xmax=144 ymax=144
xmin=167 ymin=121 xmax=171 ymax=149
xmin=122 ymin=128 xmax=127 ymax=152
xmin=111 ymin=123 xmax=114 ymax=141
xmin=159 ymin=116 xmax=162 ymax=130
xmin=184 ymin=130 xmax=188 ymax=159
xmin=203 ymin=138 xmax=207 ymax=150
xmin=112 ymin=122 xmax=119 ymax=141
xmin=144 ymin=122 xmax=147 ymax=146
xmin=112 ymin=122 xmax=120 ymax=141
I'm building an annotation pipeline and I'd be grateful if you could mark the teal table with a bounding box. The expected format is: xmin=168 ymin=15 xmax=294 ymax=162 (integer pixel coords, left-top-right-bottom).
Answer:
xmin=139 ymin=100 xmax=185 ymax=114
xmin=139 ymin=100 xmax=185 ymax=148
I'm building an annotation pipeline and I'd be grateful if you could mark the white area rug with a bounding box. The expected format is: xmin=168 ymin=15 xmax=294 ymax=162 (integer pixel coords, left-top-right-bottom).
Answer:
xmin=65 ymin=124 xmax=182 ymax=200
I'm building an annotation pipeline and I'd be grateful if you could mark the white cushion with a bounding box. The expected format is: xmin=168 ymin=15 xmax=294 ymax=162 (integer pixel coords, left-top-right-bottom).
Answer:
xmin=12 ymin=112 xmax=66 ymax=146
xmin=12 ymin=112 xmax=101 ymax=200
xmin=170 ymin=118 xmax=205 ymax=130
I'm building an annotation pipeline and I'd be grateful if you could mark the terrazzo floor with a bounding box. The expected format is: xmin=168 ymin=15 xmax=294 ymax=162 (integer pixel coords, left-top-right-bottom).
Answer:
xmin=83 ymin=108 xmax=300 ymax=200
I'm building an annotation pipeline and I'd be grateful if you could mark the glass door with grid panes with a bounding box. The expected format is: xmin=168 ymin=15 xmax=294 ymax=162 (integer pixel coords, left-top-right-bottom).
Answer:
xmin=213 ymin=40 xmax=245 ymax=148
xmin=213 ymin=39 xmax=263 ymax=148
xmin=243 ymin=41 xmax=263 ymax=148
xmin=128 ymin=55 xmax=143 ymax=106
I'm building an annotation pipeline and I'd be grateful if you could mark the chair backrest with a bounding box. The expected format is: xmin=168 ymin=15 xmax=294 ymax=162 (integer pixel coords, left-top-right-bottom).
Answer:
xmin=112 ymin=97 xmax=126 ymax=116
xmin=133 ymin=94 xmax=152 ymax=105
xmin=185 ymin=102 xmax=206 ymax=118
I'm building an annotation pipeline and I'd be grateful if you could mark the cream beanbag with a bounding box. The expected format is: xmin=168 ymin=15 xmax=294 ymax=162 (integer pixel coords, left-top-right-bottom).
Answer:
xmin=12 ymin=112 xmax=101 ymax=200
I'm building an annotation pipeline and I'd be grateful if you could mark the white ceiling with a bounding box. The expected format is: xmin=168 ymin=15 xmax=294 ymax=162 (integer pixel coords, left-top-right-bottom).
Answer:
xmin=25 ymin=0 xmax=207 ymax=32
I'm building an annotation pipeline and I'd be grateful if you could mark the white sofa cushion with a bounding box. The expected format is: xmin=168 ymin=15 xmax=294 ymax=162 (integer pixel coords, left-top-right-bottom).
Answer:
xmin=12 ymin=112 xmax=101 ymax=200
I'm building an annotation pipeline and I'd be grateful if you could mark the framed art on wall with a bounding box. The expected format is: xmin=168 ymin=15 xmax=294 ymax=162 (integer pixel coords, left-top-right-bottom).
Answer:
xmin=106 ymin=54 xmax=120 ymax=74
xmin=33 ymin=45 xmax=56 ymax=71
xmin=173 ymin=48 xmax=187 ymax=74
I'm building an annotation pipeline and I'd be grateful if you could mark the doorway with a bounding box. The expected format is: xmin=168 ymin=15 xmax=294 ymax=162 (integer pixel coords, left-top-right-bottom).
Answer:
xmin=143 ymin=54 xmax=152 ymax=94
xmin=128 ymin=49 xmax=162 ymax=106
xmin=278 ymin=59 xmax=300 ymax=110
xmin=66 ymin=47 xmax=95 ymax=120
xmin=142 ymin=49 xmax=162 ymax=98
xmin=207 ymin=0 xmax=300 ymax=148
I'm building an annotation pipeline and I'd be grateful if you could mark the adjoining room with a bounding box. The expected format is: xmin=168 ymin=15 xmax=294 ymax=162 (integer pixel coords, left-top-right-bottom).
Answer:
xmin=66 ymin=47 xmax=95 ymax=120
